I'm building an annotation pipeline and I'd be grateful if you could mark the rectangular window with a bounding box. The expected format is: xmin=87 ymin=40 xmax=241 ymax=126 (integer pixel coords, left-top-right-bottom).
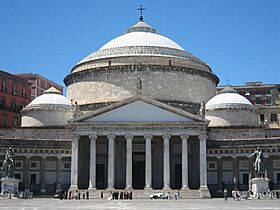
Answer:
xmin=0 ymin=96 xmax=6 ymax=109
xmin=63 ymin=162 xmax=71 ymax=169
xmin=256 ymin=98 xmax=261 ymax=104
xmin=15 ymin=161 xmax=22 ymax=169
xmin=30 ymin=161 xmax=40 ymax=169
xmin=31 ymin=162 xmax=37 ymax=168
xmin=14 ymin=173 xmax=21 ymax=181
xmin=11 ymin=100 xmax=17 ymax=112
xmin=207 ymin=161 xmax=217 ymax=170
xmin=271 ymin=114 xmax=277 ymax=122
xmin=1 ymin=80 xmax=7 ymax=92
xmin=22 ymin=86 xmax=26 ymax=98
xmin=12 ymin=83 xmax=17 ymax=95
xmin=259 ymin=114 xmax=265 ymax=124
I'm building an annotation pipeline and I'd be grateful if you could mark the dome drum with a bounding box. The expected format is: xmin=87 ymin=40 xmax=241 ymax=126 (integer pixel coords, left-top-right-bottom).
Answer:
xmin=65 ymin=64 xmax=218 ymax=106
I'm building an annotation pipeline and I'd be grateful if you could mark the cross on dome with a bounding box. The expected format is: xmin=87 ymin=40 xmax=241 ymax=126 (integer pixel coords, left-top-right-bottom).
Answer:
xmin=137 ymin=5 xmax=146 ymax=21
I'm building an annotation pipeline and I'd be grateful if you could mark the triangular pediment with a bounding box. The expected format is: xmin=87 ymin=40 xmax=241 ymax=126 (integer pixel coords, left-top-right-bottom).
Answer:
xmin=72 ymin=95 xmax=206 ymax=123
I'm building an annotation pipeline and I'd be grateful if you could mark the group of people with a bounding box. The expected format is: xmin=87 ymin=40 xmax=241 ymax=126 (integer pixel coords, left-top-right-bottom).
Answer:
xmin=223 ymin=188 xmax=241 ymax=201
xmin=67 ymin=190 xmax=89 ymax=200
xmin=107 ymin=191 xmax=133 ymax=200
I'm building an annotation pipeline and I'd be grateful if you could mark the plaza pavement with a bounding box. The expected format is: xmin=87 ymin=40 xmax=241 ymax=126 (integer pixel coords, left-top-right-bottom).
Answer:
xmin=0 ymin=198 xmax=280 ymax=210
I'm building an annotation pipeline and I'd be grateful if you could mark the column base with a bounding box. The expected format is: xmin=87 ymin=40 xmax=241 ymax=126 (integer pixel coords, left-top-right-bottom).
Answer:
xmin=181 ymin=186 xmax=190 ymax=191
xmin=199 ymin=186 xmax=211 ymax=198
xmin=162 ymin=186 xmax=171 ymax=191
xmin=144 ymin=186 xmax=153 ymax=191
xmin=69 ymin=185 xmax=78 ymax=192
xmin=125 ymin=186 xmax=133 ymax=190
xmin=88 ymin=187 xmax=97 ymax=191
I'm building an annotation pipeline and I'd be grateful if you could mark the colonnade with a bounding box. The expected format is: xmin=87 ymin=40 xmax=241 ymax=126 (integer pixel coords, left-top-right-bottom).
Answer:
xmin=70 ymin=134 xmax=208 ymax=191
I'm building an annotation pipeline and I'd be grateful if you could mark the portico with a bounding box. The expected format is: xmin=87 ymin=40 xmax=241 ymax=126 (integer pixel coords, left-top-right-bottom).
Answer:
xmin=69 ymin=95 xmax=210 ymax=198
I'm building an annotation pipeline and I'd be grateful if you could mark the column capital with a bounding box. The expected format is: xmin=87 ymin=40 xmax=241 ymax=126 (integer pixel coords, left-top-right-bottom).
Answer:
xmin=144 ymin=134 xmax=153 ymax=140
xmin=180 ymin=134 xmax=189 ymax=140
xmin=57 ymin=155 xmax=63 ymax=160
xmin=125 ymin=134 xmax=134 ymax=140
xmin=198 ymin=135 xmax=208 ymax=141
xmin=89 ymin=133 xmax=97 ymax=140
xmin=162 ymin=134 xmax=171 ymax=140
xmin=107 ymin=134 xmax=116 ymax=140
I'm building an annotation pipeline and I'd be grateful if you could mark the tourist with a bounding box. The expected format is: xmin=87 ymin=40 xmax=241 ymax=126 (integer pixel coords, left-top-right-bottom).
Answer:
xmin=86 ymin=191 xmax=89 ymax=200
xmin=82 ymin=191 xmax=85 ymax=199
xmin=232 ymin=190 xmax=236 ymax=200
xmin=223 ymin=188 xmax=228 ymax=201
xmin=68 ymin=191 xmax=72 ymax=200
xmin=78 ymin=191 xmax=81 ymax=200
xmin=120 ymin=191 xmax=123 ymax=199
xmin=129 ymin=191 xmax=132 ymax=200
xmin=101 ymin=190 xmax=103 ymax=199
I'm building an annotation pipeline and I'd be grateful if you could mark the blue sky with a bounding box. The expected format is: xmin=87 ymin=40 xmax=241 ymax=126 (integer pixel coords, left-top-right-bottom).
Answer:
xmin=1 ymin=0 xmax=279 ymax=88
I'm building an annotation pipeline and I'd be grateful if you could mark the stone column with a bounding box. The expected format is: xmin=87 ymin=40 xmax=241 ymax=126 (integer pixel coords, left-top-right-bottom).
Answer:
xmin=40 ymin=155 xmax=46 ymax=193
xmin=24 ymin=155 xmax=31 ymax=190
xmin=56 ymin=156 xmax=63 ymax=192
xmin=144 ymin=134 xmax=153 ymax=189
xmin=181 ymin=134 xmax=189 ymax=190
xmin=199 ymin=135 xmax=210 ymax=198
xmin=163 ymin=134 xmax=171 ymax=189
xmin=107 ymin=134 xmax=116 ymax=189
xmin=232 ymin=156 xmax=239 ymax=190
xmin=217 ymin=156 xmax=223 ymax=192
xmin=70 ymin=134 xmax=79 ymax=190
xmin=125 ymin=134 xmax=133 ymax=190
xmin=88 ymin=134 xmax=97 ymax=190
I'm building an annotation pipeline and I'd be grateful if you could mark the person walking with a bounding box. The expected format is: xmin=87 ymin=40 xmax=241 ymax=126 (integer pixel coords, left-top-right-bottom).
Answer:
xmin=223 ymin=188 xmax=228 ymax=201
xmin=86 ymin=191 xmax=89 ymax=200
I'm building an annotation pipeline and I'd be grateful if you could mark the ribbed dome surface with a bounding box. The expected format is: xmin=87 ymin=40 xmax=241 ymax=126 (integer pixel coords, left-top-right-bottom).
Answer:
xmin=77 ymin=21 xmax=208 ymax=67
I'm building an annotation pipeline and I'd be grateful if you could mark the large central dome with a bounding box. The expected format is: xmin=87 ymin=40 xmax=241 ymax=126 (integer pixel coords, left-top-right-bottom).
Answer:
xmin=65 ymin=19 xmax=219 ymax=112
xmin=76 ymin=21 xmax=208 ymax=69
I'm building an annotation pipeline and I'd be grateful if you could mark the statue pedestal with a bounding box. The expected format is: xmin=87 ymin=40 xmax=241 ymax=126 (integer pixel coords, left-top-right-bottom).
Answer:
xmin=1 ymin=178 xmax=20 ymax=196
xmin=251 ymin=178 xmax=269 ymax=195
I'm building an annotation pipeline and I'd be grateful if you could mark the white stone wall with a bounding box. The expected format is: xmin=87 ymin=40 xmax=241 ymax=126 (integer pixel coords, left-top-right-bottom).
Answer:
xmin=206 ymin=109 xmax=258 ymax=127
xmin=21 ymin=110 xmax=73 ymax=127
xmin=66 ymin=70 xmax=217 ymax=105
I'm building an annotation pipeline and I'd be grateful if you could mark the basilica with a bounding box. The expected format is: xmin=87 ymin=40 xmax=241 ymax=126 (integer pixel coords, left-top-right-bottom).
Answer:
xmin=0 ymin=16 xmax=280 ymax=198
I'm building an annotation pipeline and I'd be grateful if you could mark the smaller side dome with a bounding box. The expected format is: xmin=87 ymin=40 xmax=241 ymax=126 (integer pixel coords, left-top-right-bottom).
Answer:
xmin=27 ymin=87 xmax=71 ymax=107
xmin=205 ymin=86 xmax=258 ymax=127
xmin=21 ymin=87 xmax=73 ymax=127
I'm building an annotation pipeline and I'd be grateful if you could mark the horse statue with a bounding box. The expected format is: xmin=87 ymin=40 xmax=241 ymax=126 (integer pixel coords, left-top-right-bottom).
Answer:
xmin=1 ymin=147 xmax=16 ymax=178
xmin=248 ymin=147 xmax=266 ymax=178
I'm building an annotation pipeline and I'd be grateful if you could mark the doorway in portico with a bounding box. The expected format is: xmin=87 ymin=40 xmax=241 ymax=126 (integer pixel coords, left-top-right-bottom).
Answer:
xmin=132 ymin=159 xmax=145 ymax=189
xmin=132 ymin=137 xmax=145 ymax=189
